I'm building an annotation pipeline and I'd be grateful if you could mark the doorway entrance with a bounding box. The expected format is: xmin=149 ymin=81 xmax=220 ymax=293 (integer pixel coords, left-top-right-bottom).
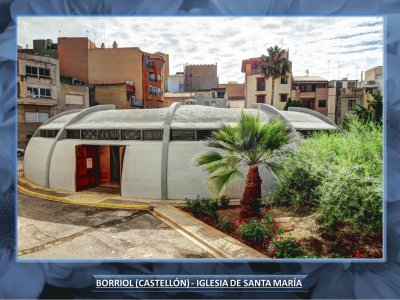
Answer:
xmin=75 ymin=145 xmax=125 ymax=192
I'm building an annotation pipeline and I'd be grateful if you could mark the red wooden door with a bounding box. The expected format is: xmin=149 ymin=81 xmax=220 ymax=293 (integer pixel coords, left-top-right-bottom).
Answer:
xmin=99 ymin=146 xmax=111 ymax=184
xmin=76 ymin=145 xmax=96 ymax=191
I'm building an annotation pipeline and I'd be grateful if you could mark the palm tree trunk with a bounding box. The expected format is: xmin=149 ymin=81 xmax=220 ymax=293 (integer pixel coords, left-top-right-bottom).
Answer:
xmin=271 ymin=78 xmax=275 ymax=106
xmin=241 ymin=166 xmax=262 ymax=218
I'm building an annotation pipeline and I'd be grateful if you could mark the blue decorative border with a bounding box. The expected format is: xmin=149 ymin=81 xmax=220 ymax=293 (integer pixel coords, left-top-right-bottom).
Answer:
xmin=1 ymin=1 xmax=399 ymax=299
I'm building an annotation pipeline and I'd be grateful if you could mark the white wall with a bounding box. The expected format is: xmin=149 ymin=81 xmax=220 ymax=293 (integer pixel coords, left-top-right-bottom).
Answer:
xmin=167 ymin=141 xmax=276 ymax=200
xmin=24 ymin=138 xmax=54 ymax=186
xmin=49 ymin=140 xmax=77 ymax=191
xmin=121 ymin=142 xmax=163 ymax=199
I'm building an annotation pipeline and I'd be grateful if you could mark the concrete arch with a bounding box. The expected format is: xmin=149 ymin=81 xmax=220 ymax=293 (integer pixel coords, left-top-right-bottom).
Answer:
xmin=44 ymin=105 xmax=115 ymax=187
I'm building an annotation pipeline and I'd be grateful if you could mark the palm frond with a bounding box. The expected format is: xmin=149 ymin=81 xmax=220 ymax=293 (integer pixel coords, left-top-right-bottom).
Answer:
xmin=208 ymin=169 xmax=244 ymax=196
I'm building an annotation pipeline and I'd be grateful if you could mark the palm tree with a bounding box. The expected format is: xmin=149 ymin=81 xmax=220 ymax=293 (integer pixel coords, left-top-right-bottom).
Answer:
xmin=260 ymin=46 xmax=292 ymax=107
xmin=196 ymin=112 xmax=294 ymax=218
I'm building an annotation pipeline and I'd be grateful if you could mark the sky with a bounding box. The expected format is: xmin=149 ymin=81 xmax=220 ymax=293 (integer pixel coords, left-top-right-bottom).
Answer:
xmin=18 ymin=16 xmax=383 ymax=84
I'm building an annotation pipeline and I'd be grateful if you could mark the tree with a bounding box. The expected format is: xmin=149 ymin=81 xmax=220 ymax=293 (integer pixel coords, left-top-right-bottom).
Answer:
xmin=284 ymin=98 xmax=303 ymax=111
xmin=352 ymin=90 xmax=382 ymax=125
xmin=260 ymin=46 xmax=292 ymax=107
xmin=196 ymin=112 xmax=294 ymax=218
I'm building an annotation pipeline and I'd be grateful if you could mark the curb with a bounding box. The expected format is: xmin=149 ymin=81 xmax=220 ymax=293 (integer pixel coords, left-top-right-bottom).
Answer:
xmin=17 ymin=184 xmax=150 ymax=211
xmin=153 ymin=208 xmax=229 ymax=258
xmin=153 ymin=207 xmax=268 ymax=259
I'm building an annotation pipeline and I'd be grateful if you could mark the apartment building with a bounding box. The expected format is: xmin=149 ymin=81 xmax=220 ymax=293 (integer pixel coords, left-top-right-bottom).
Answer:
xmin=219 ymin=82 xmax=245 ymax=108
xmin=241 ymin=56 xmax=292 ymax=110
xmin=184 ymin=64 xmax=218 ymax=92
xmin=55 ymin=37 xmax=169 ymax=108
xmin=17 ymin=51 xmax=59 ymax=147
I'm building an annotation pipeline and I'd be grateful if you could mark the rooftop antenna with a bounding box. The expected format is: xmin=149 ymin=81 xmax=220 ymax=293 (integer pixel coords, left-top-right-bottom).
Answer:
xmin=58 ymin=30 xmax=61 ymax=37
xmin=86 ymin=30 xmax=89 ymax=37
xmin=305 ymin=69 xmax=309 ymax=76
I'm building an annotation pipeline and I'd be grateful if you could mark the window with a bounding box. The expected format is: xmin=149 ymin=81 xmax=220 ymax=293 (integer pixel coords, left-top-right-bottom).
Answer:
xmin=171 ymin=130 xmax=196 ymax=141
xmin=318 ymin=100 xmax=327 ymax=107
xmin=27 ymin=86 xmax=51 ymax=98
xmin=347 ymin=81 xmax=356 ymax=88
xmin=66 ymin=130 xmax=80 ymax=139
xmin=348 ymin=99 xmax=356 ymax=110
xmin=25 ymin=112 xmax=49 ymax=123
xmin=211 ymin=101 xmax=216 ymax=107
xmin=256 ymin=77 xmax=265 ymax=91
xmin=157 ymin=60 xmax=162 ymax=69
xmin=146 ymin=59 xmax=154 ymax=68
xmin=98 ymin=130 xmax=120 ymax=140
xmin=26 ymin=66 xmax=38 ymax=76
xmin=302 ymin=101 xmax=310 ymax=108
xmin=212 ymin=92 xmax=216 ymax=99
xmin=217 ymin=91 xmax=225 ymax=98
xmin=256 ymin=95 xmax=265 ymax=103
xmin=280 ymin=94 xmax=288 ymax=102
xmin=81 ymin=130 xmax=97 ymax=140
xmin=149 ymin=73 xmax=155 ymax=81
xmin=204 ymin=101 xmax=209 ymax=106
xmin=38 ymin=68 xmax=50 ymax=77
xmin=121 ymin=130 xmax=141 ymax=140
xmin=142 ymin=130 xmax=163 ymax=140
xmin=281 ymin=76 xmax=288 ymax=84
xmin=149 ymin=86 xmax=157 ymax=95
xmin=26 ymin=66 xmax=50 ymax=77
xmin=40 ymin=130 xmax=59 ymax=138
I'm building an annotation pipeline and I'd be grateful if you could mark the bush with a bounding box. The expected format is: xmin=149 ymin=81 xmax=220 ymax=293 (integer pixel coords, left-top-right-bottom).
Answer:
xmin=265 ymin=157 xmax=322 ymax=207
xmin=264 ymin=118 xmax=382 ymax=235
xmin=218 ymin=218 xmax=233 ymax=231
xmin=186 ymin=197 xmax=218 ymax=219
xmin=186 ymin=197 xmax=202 ymax=217
xmin=273 ymin=237 xmax=305 ymax=258
xmin=238 ymin=217 xmax=274 ymax=244
xmin=200 ymin=198 xmax=218 ymax=219
xmin=318 ymin=167 xmax=382 ymax=236
xmin=218 ymin=195 xmax=231 ymax=208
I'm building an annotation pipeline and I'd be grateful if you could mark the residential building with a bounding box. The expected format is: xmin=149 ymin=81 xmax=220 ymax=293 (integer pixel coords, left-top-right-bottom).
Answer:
xmin=241 ymin=55 xmax=292 ymax=110
xmin=219 ymin=82 xmax=245 ymax=109
xmin=361 ymin=66 xmax=382 ymax=107
xmin=168 ymin=72 xmax=185 ymax=92
xmin=163 ymin=92 xmax=191 ymax=106
xmin=95 ymin=82 xmax=137 ymax=109
xmin=329 ymin=79 xmax=363 ymax=126
xmin=17 ymin=51 xmax=59 ymax=147
xmin=184 ymin=64 xmax=218 ymax=92
xmin=192 ymin=88 xmax=226 ymax=107
xmin=291 ymin=76 xmax=330 ymax=116
xmin=56 ymin=37 xmax=169 ymax=108
xmin=18 ymin=39 xmax=58 ymax=59
xmin=58 ymin=76 xmax=89 ymax=112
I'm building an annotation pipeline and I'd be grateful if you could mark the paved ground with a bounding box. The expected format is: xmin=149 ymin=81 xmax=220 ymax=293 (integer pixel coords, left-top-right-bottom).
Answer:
xmin=18 ymin=194 xmax=212 ymax=259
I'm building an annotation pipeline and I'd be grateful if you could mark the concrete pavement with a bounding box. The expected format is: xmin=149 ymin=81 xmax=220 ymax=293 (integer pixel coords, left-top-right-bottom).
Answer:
xmin=18 ymin=193 xmax=212 ymax=259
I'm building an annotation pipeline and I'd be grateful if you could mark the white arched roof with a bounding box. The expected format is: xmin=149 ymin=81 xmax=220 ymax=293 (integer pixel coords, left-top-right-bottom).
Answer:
xmin=38 ymin=105 xmax=337 ymax=132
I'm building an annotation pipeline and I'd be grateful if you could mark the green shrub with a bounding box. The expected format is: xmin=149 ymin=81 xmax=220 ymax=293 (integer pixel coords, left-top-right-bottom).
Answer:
xmin=238 ymin=217 xmax=273 ymax=244
xmin=273 ymin=237 xmax=304 ymax=258
xmin=264 ymin=118 xmax=382 ymax=235
xmin=265 ymin=157 xmax=322 ymax=207
xmin=186 ymin=197 xmax=218 ymax=219
xmin=218 ymin=195 xmax=231 ymax=207
xmin=318 ymin=167 xmax=382 ymax=236
xmin=186 ymin=197 xmax=202 ymax=217
xmin=218 ymin=218 xmax=233 ymax=231
xmin=200 ymin=198 xmax=218 ymax=219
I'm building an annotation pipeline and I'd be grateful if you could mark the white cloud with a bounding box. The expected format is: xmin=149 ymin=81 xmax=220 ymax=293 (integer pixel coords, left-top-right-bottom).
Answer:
xmin=18 ymin=16 xmax=383 ymax=83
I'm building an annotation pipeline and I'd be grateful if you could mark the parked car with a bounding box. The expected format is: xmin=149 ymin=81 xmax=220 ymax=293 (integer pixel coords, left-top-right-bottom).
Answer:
xmin=17 ymin=148 xmax=25 ymax=157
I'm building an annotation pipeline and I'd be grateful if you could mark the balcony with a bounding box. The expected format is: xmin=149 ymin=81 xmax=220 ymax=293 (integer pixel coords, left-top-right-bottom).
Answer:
xmin=299 ymin=91 xmax=316 ymax=99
